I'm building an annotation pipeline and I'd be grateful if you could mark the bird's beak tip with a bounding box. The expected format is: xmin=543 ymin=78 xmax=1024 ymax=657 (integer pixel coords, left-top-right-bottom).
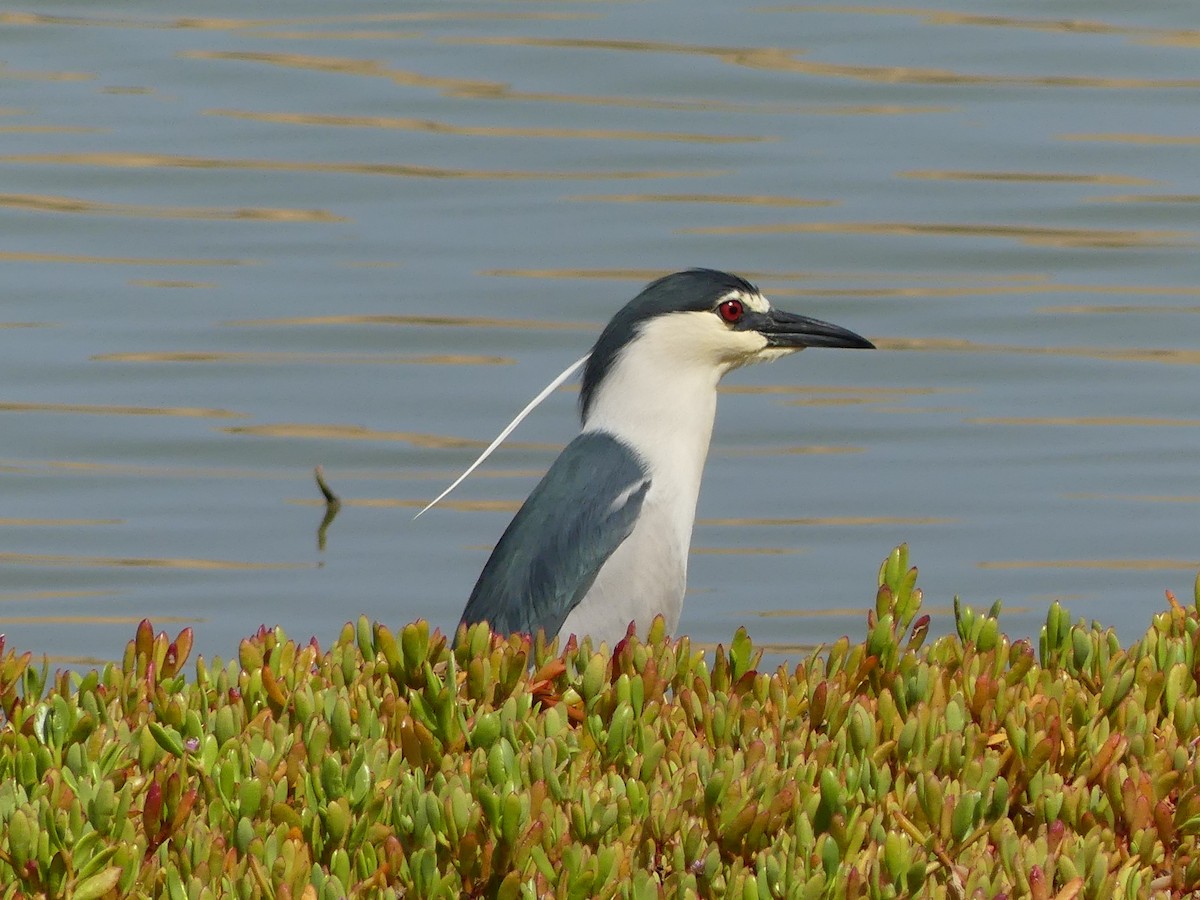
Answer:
xmin=761 ymin=310 xmax=875 ymax=351
xmin=824 ymin=332 xmax=875 ymax=351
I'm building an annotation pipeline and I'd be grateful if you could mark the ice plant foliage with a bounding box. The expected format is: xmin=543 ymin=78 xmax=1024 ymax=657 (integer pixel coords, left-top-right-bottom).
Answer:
xmin=1 ymin=548 xmax=1200 ymax=897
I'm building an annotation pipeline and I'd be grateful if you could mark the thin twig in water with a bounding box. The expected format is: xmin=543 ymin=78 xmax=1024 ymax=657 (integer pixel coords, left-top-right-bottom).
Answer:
xmin=314 ymin=465 xmax=340 ymax=505
xmin=314 ymin=466 xmax=342 ymax=552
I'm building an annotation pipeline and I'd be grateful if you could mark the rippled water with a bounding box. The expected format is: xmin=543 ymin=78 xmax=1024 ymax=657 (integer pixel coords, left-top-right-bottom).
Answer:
xmin=2 ymin=3 xmax=1199 ymax=667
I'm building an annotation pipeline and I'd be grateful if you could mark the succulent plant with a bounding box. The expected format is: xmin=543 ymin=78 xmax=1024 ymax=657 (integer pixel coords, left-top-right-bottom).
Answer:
xmin=1 ymin=550 xmax=1199 ymax=897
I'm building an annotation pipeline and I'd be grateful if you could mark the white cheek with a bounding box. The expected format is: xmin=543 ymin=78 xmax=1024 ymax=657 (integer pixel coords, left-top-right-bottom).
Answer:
xmin=723 ymin=330 xmax=772 ymax=365
xmin=756 ymin=346 xmax=801 ymax=364
xmin=681 ymin=321 xmax=771 ymax=371
xmin=627 ymin=311 xmax=793 ymax=374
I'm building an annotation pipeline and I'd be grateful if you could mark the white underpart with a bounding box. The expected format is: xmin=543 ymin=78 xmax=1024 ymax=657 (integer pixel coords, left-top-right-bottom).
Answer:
xmin=561 ymin=296 xmax=801 ymax=647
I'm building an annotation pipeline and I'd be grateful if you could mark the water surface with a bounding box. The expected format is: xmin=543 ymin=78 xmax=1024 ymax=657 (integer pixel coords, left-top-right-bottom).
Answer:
xmin=2 ymin=2 xmax=1199 ymax=667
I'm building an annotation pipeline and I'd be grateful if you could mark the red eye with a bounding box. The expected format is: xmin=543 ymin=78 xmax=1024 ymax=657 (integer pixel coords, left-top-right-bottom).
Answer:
xmin=717 ymin=299 xmax=744 ymax=324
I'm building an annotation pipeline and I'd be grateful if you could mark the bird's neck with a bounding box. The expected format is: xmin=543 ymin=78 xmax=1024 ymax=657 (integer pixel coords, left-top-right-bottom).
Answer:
xmin=581 ymin=353 xmax=722 ymax=540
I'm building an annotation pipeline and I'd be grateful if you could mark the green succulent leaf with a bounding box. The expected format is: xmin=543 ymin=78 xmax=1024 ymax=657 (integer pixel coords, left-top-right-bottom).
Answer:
xmin=0 ymin=547 xmax=1194 ymax=898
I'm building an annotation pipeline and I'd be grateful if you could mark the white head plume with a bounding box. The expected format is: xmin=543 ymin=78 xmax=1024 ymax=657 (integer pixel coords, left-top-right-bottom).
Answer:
xmin=413 ymin=354 xmax=590 ymax=519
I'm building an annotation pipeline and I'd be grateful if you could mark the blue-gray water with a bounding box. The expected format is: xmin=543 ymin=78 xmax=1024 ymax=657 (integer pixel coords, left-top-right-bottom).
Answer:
xmin=2 ymin=2 xmax=1198 ymax=668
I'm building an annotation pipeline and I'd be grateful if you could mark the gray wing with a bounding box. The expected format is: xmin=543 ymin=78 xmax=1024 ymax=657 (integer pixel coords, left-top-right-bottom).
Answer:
xmin=459 ymin=431 xmax=650 ymax=641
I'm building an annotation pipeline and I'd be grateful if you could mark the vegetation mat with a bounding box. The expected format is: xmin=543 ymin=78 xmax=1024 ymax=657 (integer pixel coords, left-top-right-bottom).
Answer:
xmin=2 ymin=547 xmax=1199 ymax=898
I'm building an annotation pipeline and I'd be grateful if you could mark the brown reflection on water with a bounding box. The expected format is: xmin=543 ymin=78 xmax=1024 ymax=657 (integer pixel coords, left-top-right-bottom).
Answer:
xmin=720 ymin=385 xmax=956 ymax=397
xmin=1060 ymin=133 xmax=1200 ymax=145
xmin=1144 ymin=34 xmax=1200 ymax=49
xmin=1 ymin=458 xmax=542 ymax=482
xmin=872 ymin=405 xmax=968 ymax=416
xmin=901 ymin=169 xmax=1154 ymax=186
xmin=771 ymin=284 xmax=1028 ymax=300
xmin=0 ymin=250 xmax=250 ymax=266
xmin=699 ymin=515 xmax=953 ymax=526
xmin=247 ymin=29 xmax=423 ymax=40
xmin=0 ymin=552 xmax=308 ymax=570
xmin=451 ymin=35 xmax=771 ymax=60
xmin=484 ymin=268 xmax=670 ymax=283
xmin=1 ymin=151 xmax=721 ymax=182
xmin=1040 ymin=302 xmax=1200 ymax=315
xmin=0 ymin=125 xmax=100 ymax=135
xmin=1 ymin=458 xmax=295 ymax=479
xmin=784 ymin=397 xmax=893 ymax=408
xmin=978 ymin=559 xmax=1200 ymax=571
xmin=970 ymin=416 xmax=1200 ymax=427
xmin=325 ymin=498 xmax=524 ymax=513
xmin=787 ymin=400 xmax=955 ymax=410
xmin=181 ymin=48 xmax=934 ymax=115
xmin=483 ymin=268 xmax=1052 ymax=287
xmin=405 ymin=469 xmax=544 ymax=482
xmin=0 ymin=401 xmax=244 ymax=419
xmin=0 ymin=12 xmax=590 ymax=30
xmin=221 ymin=423 xmax=560 ymax=450
xmin=485 ymin=97 xmax=945 ymax=115
xmin=449 ymin=34 xmax=1200 ymax=89
xmin=224 ymin=313 xmax=595 ymax=331
xmin=876 ymin=337 xmax=1200 ymax=366
xmin=178 ymin=49 xmax=588 ymax=105
xmin=0 ymin=518 xmax=120 ymax=527
xmin=94 ymin=351 xmax=514 ymax=366
xmin=692 ymin=547 xmax=806 ymax=555
xmin=208 ymin=109 xmax=771 ymax=144
xmin=682 ymin=221 xmax=1191 ymax=249
xmin=769 ymin=55 xmax=1200 ymax=90
xmin=1063 ymin=493 xmax=1200 ymax=504
xmin=721 ymin=385 xmax=961 ymax=412
xmin=569 ymin=193 xmax=836 ymax=207
xmin=761 ymin=6 xmax=1174 ymax=40
xmin=0 ymin=590 xmax=116 ymax=602
xmin=0 ymin=615 xmax=204 ymax=626
xmin=0 ymin=192 xmax=345 ymax=222
xmin=0 ymin=63 xmax=93 ymax=82
xmin=1088 ymin=193 xmax=1200 ymax=205
xmin=715 ymin=445 xmax=865 ymax=457
xmin=477 ymin=267 xmax=1145 ymax=304
xmin=131 ymin=280 xmax=217 ymax=289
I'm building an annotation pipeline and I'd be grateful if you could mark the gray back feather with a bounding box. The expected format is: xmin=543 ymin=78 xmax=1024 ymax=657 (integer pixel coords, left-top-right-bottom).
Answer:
xmin=459 ymin=432 xmax=650 ymax=640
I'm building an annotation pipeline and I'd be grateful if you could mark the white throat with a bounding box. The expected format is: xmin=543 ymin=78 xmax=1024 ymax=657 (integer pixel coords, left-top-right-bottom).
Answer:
xmin=583 ymin=345 xmax=721 ymax=506
xmin=581 ymin=310 xmax=773 ymax=549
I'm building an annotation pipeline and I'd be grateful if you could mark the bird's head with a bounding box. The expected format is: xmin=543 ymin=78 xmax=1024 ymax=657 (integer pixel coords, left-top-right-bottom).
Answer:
xmin=580 ymin=269 xmax=873 ymax=420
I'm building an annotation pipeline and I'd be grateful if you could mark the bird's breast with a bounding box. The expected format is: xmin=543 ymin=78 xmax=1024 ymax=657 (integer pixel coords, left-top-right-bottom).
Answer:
xmin=560 ymin=495 xmax=688 ymax=647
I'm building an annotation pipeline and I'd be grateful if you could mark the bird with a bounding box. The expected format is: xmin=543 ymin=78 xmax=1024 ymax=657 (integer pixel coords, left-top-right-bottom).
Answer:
xmin=454 ymin=269 xmax=873 ymax=648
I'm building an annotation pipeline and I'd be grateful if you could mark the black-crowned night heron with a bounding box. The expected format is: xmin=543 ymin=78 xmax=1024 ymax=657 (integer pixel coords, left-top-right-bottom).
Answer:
xmin=446 ymin=269 xmax=873 ymax=647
